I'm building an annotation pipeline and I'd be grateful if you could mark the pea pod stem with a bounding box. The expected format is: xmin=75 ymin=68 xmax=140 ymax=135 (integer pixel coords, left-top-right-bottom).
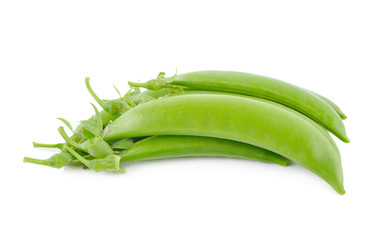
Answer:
xmin=71 ymin=110 xmax=119 ymax=143
xmin=24 ymin=157 xmax=54 ymax=167
xmin=58 ymin=126 xmax=88 ymax=152
xmin=23 ymin=156 xmax=77 ymax=168
xmin=128 ymin=72 xmax=183 ymax=91
xmin=85 ymin=77 xmax=110 ymax=112
xmin=62 ymin=144 xmax=90 ymax=167
xmin=33 ymin=142 xmax=63 ymax=149
xmin=124 ymin=93 xmax=136 ymax=108
xmin=24 ymin=151 xmax=78 ymax=168
xmin=63 ymin=145 xmax=123 ymax=172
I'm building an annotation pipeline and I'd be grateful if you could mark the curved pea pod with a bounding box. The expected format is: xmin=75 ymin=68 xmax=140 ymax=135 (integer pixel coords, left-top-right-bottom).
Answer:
xmin=129 ymin=71 xmax=349 ymax=143
xmin=117 ymin=88 xmax=341 ymax=155
xmin=310 ymin=91 xmax=347 ymax=120
xmin=134 ymin=87 xmax=348 ymax=121
xmin=135 ymin=88 xmax=348 ymax=121
xmin=118 ymin=135 xmax=288 ymax=166
xmin=104 ymin=94 xmax=345 ymax=194
xmin=166 ymin=89 xmax=340 ymax=155
xmin=129 ymin=88 xmax=340 ymax=155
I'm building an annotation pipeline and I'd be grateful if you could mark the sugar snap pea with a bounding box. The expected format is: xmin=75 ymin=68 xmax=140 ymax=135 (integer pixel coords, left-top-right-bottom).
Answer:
xmin=126 ymin=88 xmax=341 ymax=155
xmin=132 ymin=87 xmax=347 ymax=121
xmin=134 ymin=87 xmax=347 ymax=121
xmin=129 ymin=71 xmax=349 ymax=142
xmin=311 ymin=91 xmax=347 ymax=120
xmin=24 ymin=73 xmax=348 ymax=194
xmin=169 ymin=89 xmax=341 ymax=154
xmin=104 ymin=94 xmax=345 ymax=194
xmin=25 ymin=135 xmax=289 ymax=169
xmin=119 ymin=135 xmax=288 ymax=166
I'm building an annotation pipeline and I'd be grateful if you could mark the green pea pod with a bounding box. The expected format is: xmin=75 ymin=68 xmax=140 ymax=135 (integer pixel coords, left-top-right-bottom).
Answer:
xmin=25 ymin=135 xmax=289 ymax=170
xmin=104 ymin=94 xmax=345 ymax=194
xmin=167 ymin=89 xmax=340 ymax=155
xmin=132 ymin=88 xmax=347 ymax=122
xmin=127 ymin=88 xmax=340 ymax=155
xmin=119 ymin=135 xmax=288 ymax=166
xmin=134 ymin=87 xmax=347 ymax=122
xmin=311 ymin=91 xmax=347 ymax=120
xmin=129 ymin=71 xmax=349 ymax=143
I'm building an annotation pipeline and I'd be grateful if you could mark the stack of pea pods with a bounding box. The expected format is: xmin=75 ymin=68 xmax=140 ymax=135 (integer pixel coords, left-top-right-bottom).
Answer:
xmin=25 ymin=71 xmax=349 ymax=194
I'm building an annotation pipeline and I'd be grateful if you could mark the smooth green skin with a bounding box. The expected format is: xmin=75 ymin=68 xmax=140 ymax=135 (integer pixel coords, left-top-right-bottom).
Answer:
xmin=130 ymin=89 xmax=341 ymax=155
xmin=173 ymin=90 xmax=340 ymax=155
xmin=172 ymin=71 xmax=349 ymax=142
xmin=119 ymin=135 xmax=288 ymax=166
xmin=311 ymin=91 xmax=347 ymax=120
xmin=132 ymin=88 xmax=348 ymax=121
xmin=133 ymin=71 xmax=349 ymax=142
xmin=104 ymin=94 xmax=345 ymax=194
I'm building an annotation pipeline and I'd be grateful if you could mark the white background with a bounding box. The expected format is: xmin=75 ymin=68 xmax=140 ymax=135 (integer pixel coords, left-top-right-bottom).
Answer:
xmin=1 ymin=1 xmax=387 ymax=239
